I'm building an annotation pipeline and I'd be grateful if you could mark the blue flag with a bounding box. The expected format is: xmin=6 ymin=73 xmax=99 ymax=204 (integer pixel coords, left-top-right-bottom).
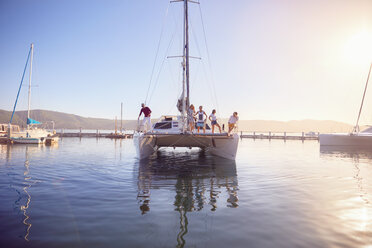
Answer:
xmin=27 ymin=118 xmax=42 ymax=125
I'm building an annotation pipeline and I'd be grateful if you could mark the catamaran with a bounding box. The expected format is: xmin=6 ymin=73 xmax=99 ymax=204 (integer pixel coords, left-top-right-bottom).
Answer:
xmin=319 ymin=63 xmax=372 ymax=146
xmin=8 ymin=44 xmax=58 ymax=144
xmin=134 ymin=0 xmax=239 ymax=160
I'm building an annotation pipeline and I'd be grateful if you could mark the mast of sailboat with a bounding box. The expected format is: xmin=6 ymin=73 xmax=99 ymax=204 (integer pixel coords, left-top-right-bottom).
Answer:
xmin=353 ymin=63 xmax=372 ymax=133
xmin=121 ymin=102 xmax=123 ymax=134
xmin=181 ymin=0 xmax=190 ymax=132
xmin=27 ymin=43 xmax=34 ymax=130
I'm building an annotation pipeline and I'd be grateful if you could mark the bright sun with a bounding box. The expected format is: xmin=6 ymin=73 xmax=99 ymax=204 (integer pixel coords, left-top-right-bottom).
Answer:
xmin=344 ymin=30 xmax=372 ymax=66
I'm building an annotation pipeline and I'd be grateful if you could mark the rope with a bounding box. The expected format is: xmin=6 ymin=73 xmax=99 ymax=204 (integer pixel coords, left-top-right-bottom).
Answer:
xmin=198 ymin=1 xmax=220 ymax=115
xmin=353 ymin=63 xmax=372 ymax=133
xmin=189 ymin=20 xmax=217 ymax=112
xmin=147 ymin=12 xmax=180 ymax=105
xmin=144 ymin=3 xmax=171 ymax=105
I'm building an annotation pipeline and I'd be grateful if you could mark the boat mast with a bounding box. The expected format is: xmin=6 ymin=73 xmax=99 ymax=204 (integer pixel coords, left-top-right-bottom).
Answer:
xmin=27 ymin=43 xmax=34 ymax=130
xmin=353 ymin=63 xmax=372 ymax=133
xmin=182 ymin=0 xmax=190 ymax=132
xmin=121 ymin=102 xmax=123 ymax=134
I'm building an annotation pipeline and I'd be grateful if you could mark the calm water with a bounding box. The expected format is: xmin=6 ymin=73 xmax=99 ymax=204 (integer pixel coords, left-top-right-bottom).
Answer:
xmin=0 ymin=138 xmax=371 ymax=248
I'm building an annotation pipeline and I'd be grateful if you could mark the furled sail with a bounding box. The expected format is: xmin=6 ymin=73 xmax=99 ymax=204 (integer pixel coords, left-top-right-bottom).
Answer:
xmin=177 ymin=97 xmax=189 ymax=113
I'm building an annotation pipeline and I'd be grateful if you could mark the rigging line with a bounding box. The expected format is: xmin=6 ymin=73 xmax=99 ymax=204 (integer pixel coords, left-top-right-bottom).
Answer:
xmin=10 ymin=47 xmax=32 ymax=124
xmin=198 ymin=2 xmax=220 ymax=115
xmin=354 ymin=62 xmax=372 ymax=132
xmin=148 ymin=16 xmax=180 ymax=105
xmin=189 ymin=19 xmax=218 ymax=112
xmin=144 ymin=2 xmax=171 ymax=105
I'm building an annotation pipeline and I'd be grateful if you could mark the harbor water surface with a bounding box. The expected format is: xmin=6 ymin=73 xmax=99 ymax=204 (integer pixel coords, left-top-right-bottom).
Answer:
xmin=0 ymin=138 xmax=371 ymax=248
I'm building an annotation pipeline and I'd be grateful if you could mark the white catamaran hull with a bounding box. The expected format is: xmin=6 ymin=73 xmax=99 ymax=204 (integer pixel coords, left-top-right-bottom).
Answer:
xmin=134 ymin=132 xmax=239 ymax=160
xmin=319 ymin=133 xmax=372 ymax=146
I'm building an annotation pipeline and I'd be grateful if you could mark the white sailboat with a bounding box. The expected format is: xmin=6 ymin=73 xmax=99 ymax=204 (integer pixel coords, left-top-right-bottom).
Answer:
xmin=319 ymin=63 xmax=372 ymax=146
xmin=134 ymin=0 xmax=239 ymax=160
xmin=9 ymin=44 xmax=57 ymax=144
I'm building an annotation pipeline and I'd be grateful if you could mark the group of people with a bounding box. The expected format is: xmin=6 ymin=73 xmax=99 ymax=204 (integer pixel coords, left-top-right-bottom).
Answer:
xmin=188 ymin=105 xmax=238 ymax=135
xmin=138 ymin=103 xmax=239 ymax=135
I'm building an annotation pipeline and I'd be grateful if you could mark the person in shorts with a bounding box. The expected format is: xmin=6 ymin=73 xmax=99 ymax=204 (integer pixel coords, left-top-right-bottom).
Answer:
xmin=194 ymin=105 xmax=207 ymax=133
xmin=228 ymin=112 xmax=239 ymax=135
xmin=209 ymin=109 xmax=221 ymax=134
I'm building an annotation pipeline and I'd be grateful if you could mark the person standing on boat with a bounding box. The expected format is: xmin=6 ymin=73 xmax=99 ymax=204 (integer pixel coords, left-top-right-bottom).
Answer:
xmin=228 ymin=112 xmax=239 ymax=135
xmin=209 ymin=109 xmax=222 ymax=134
xmin=194 ymin=106 xmax=207 ymax=133
xmin=188 ymin=104 xmax=196 ymax=132
xmin=138 ymin=103 xmax=152 ymax=132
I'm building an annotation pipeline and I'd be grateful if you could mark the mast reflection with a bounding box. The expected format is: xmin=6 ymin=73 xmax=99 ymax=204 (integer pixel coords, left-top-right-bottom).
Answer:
xmin=136 ymin=149 xmax=239 ymax=247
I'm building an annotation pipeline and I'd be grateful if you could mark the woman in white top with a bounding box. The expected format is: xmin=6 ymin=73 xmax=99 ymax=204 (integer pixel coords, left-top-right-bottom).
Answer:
xmin=209 ymin=109 xmax=221 ymax=134
xmin=188 ymin=104 xmax=196 ymax=132
xmin=228 ymin=112 xmax=239 ymax=135
xmin=194 ymin=105 xmax=208 ymax=133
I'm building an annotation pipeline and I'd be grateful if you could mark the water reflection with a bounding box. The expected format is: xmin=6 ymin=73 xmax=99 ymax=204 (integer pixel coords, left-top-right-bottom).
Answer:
xmin=22 ymin=146 xmax=32 ymax=241
xmin=320 ymin=146 xmax=372 ymax=242
xmin=320 ymin=146 xmax=372 ymax=160
xmin=2 ymin=144 xmax=54 ymax=241
xmin=136 ymin=149 xmax=239 ymax=247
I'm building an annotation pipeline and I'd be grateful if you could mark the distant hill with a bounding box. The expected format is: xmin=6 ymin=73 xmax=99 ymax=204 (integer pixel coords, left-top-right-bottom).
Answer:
xmin=0 ymin=109 xmax=356 ymax=133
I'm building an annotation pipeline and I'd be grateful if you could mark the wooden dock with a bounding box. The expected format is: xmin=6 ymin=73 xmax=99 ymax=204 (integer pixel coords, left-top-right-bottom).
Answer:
xmin=239 ymin=131 xmax=319 ymax=141
xmin=57 ymin=131 xmax=134 ymax=139
xmin=1 ymin=131 xmax=318 ymax=142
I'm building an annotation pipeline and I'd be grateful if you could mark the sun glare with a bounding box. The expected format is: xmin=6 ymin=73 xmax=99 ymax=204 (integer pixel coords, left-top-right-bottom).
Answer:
xmin=344 ymin=30 xmax=372 ymax=66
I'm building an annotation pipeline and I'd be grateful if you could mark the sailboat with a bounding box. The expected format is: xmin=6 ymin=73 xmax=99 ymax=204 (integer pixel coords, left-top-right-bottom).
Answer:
xmin=319 ymin=63 xmax=372 ymax=146
xmin=9 ymin=44 xmax=58 ymax=144
xmin=134 ymin=0 xmax=239 ymax=160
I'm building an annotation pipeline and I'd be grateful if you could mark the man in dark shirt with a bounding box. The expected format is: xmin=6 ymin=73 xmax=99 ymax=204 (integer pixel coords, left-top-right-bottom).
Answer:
xmin=138 ymin=103 xmax=152 ymax=132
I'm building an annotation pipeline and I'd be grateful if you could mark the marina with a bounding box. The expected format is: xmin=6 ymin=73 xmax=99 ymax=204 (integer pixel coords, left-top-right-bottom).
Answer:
xmin=1 ymin=0 xmax=371 ymax=247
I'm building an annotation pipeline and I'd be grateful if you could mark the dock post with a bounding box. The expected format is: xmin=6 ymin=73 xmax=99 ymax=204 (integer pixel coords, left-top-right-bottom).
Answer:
xmin=240 ymin=131 xmax=243 ymax=138
xmin=284 ymin=132 xmax=286 ymax=139
xmin=62 ymin=129 xmax=64 ymax=137
xmin=269 ymin=131 xmax=271 ymax=139
xmin=80 ymin=127 xmax=82 ymax=137
xmin=96 ymin=129 xmax=99 ymax=138
xmin=302 ymin=132 xmax=304 ymax=140
xmin=253 ymin=131 xmax=256 ymax=139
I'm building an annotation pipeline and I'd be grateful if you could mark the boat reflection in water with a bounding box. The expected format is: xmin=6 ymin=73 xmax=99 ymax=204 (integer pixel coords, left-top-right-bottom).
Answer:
xmin=4 ymin=144 xmax=57 ymax=242
xmin=136 ymin=148 xmax=239 ymax=247
xmin=320 ymin=146 xmax=371 ymax=235
xmin=320 ymin=145 xmax=372 ymax=160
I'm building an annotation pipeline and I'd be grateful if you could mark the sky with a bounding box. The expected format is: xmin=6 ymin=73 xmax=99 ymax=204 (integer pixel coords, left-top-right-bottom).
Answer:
xmin=0 ymin=0 xmax=372 ymax=124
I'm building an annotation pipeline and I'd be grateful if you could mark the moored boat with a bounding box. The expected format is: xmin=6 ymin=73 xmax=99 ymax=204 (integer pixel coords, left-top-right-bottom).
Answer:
xmin=134 ymin=1 xmax=239 ymax=160
xmin=320 ymin=63 xmax=372 ymax=146
xmin=8 ymin=44 xmax=58 ymax=145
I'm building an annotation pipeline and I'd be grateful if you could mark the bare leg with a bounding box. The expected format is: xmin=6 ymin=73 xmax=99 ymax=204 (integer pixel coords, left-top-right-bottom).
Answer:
xmin=217 ymin=124 xmax=221 ymax=133
xmin=212 ymin=125 xmax=215 ymax=134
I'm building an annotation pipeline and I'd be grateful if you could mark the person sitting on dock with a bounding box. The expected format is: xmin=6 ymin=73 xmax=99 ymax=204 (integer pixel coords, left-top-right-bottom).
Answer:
xmin=188 ymin=104 xmax=196 ymax=132
xmin=209 ymin=109 xmax=221 ymax=134
xmin=194 ymin=106 xmax=207 ymax=134
xmin=138 ymin=103 xmax=152 ymax=132
xmin=228 ymin=112 xmax=239 ymax=135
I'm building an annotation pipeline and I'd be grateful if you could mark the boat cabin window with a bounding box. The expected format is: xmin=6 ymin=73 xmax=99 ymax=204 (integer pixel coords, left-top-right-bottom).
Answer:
xmin=154 ymin=122 xmax=172 ymax=129
xmin=172 ymin=122 xmax=178 ymax=127
xmin=163 ymin=117 xmax=173 ymax=121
